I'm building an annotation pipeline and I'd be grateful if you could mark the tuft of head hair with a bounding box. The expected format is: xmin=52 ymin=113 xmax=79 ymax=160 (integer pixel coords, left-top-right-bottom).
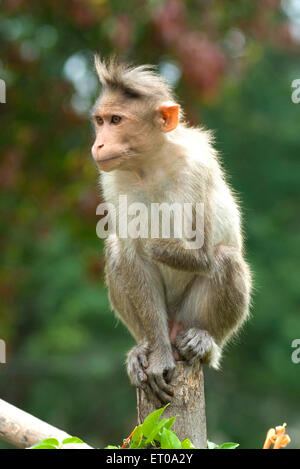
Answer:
xmin=94 ymin=55 xmax=174 ymax=103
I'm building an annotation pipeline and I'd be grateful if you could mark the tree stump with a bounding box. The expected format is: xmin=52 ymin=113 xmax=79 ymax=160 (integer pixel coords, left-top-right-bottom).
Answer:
xmin=137 ymin=361 xmax=207 ymax=448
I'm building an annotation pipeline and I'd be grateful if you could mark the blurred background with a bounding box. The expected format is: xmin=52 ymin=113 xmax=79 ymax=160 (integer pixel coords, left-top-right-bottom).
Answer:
xmin=0 ymin=0 xmax=299 ymax=449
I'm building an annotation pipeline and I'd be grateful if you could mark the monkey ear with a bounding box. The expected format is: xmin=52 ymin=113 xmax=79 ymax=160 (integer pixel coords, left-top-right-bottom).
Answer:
xmin=158 ymin=102 xmax=180 ymax=133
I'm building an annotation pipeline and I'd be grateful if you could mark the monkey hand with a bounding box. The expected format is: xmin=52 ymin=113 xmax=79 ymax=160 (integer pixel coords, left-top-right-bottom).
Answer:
xmin=143 ymin=348 xmax=175 ymax=406
xmin=175 ymin=328 xmax=221 ymax=369
xmin=146 ymin=238 xmax=180 ymax=261
xmin=126 ymin=342 xmax=149 ymax=389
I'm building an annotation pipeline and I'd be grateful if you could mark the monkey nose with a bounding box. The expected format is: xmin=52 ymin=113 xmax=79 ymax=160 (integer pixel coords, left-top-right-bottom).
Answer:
xmin=98 ymin=144 xmax=104 ymax=149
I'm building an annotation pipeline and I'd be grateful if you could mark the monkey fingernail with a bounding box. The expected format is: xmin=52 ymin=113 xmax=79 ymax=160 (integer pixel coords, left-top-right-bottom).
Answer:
xmin=138 ymin=372 xmax=146 ymax=383
xmin=141 ymin=358 xmax=148 ymax=369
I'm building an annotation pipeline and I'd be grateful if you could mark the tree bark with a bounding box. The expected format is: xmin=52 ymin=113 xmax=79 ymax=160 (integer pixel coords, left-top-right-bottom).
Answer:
xmin=137 ymin=361 xmax=207 ymax=448
xmin=0 ymin=399 xmax=92 ymax=449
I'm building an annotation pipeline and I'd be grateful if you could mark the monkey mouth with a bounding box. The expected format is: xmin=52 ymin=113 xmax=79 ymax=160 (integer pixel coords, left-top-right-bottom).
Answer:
xmin=98 ymin=155 xmax=122 ymax=164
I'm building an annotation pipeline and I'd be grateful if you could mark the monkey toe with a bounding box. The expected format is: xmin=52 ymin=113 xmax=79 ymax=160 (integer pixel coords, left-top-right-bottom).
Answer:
xmin=144 ymin=358 xmax=175 ymax=405
xmin=147 ymin=376 xmax=174 ymax=405
xmin=172 ymin=344 xmax=181 ymax=361
xmin=126 ymin=343 xmax=149 ymax=388
xmin=142 ymin=383 xmax=169 ymax=407
xmin=175 ymin=328 xmax=214 ymax=364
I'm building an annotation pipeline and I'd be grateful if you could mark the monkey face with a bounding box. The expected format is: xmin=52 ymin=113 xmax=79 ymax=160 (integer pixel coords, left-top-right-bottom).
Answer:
xmin=91 ymin=96 xmax=149 ymax=172
xmin=91 ymin=92 xmax=180 ymax=172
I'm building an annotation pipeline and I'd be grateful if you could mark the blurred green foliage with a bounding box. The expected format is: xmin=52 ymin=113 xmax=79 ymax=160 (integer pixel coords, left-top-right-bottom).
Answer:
xmin=0 ymin=0 xmax=299 ymax=449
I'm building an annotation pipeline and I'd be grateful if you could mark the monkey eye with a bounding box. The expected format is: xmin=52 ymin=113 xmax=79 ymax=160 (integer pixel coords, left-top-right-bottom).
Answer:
xmin=95 ymin=116 xmax=103 ymax=126
xmin=111 ymin=115 xmax=122 ymax=125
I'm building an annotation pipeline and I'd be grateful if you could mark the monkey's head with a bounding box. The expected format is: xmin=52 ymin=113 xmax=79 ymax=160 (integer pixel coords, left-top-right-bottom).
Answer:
xmin=91 ymin=57 xmax=180 ymax=172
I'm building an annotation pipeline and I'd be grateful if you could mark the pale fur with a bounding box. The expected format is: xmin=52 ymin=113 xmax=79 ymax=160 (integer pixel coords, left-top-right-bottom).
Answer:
xmin=100 ymin=124 xmax=249 ymax=367
xmin=101 ymin=125 xmax=242 ymax=250
xmin=93 ymin=58 xmax=251 ymax=399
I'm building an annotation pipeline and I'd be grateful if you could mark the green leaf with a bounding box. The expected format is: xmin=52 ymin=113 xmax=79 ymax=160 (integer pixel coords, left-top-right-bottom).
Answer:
xmin=145 ymin=415 xmax=179 ymax=446
xmin=62 ymin=437 xmax=84 ymax=445
xmin=162 ymin=415 xmax=178 ymax=431
xmin=181 ymin=438 xmax=195 ymax=449
xmin=39 ymin=438 xmax=60 ymax=447
xmin=218 ymin=442 xmax=239 ymax=449
xmin=129 ymin=425 xmax=145 ymax=448
xmin=28 ymin=438 xmax=61 ymax=449
xmin=131 ymin=425 xmax=143 ymax=444
xmin=141 ymin=405 xmax=169 ymax=438
xmin=30 ymin=444 xmax=58 ymax=449
xmin=144 ymin=418 xmax=169 ymax=444
xmin=160 ymin=428 xmax=181 ymax=449
xmin=130 ymin=426 xmax=146 ymax=449
xmin=105 ymin=445 xmax=120 ymax=449
xmin=207 ymin=440 xmax=219 ymax=449
xmin=129 ymin=440 xmax=147 ymax=449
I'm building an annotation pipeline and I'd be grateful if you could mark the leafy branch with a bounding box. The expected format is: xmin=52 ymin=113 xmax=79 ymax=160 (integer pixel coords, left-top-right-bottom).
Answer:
xmin=106 ymin=405 xmax=238 ymax=450
xmin=28 ymin=405 xmax=239 ymax=450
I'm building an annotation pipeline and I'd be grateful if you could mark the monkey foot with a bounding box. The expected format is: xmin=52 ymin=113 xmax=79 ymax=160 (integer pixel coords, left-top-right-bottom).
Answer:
xmin=143 ymin=352 xmax=175 ymax=406
xmin=127 ymin=343 xmax=175 ymax=406
xmin=175 ymin=328 xmax=216 ymax=365
xmin=126 ymin=343 xmax=149 ymax=388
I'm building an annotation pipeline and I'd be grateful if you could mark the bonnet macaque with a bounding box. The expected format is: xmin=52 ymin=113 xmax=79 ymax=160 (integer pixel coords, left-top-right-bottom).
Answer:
xmin=91 ymin=57 xmax=251 ymax=404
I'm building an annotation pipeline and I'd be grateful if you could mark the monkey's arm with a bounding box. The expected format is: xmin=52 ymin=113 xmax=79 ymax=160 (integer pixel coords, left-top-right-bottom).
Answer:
xmin=148 ymin=238 xmax=213 ymax=274
xmin=148 ymin=193 xmax=214 ymax=274
xmin=105 ymin=235 xmax=176 ymax=403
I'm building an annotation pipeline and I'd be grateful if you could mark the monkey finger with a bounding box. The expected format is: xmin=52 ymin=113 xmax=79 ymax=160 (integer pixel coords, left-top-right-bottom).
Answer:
xmin=187 ymin=355 xmax=201 ymax=366
xmin=142 ymin=379 xmax=158 ymax=401
xmin=182 ymin=339 xmax=198 ymax=353
xmin=155 ymin=375 xmax=174 ymax=397
xmin=180 ymin=337 xmax=201 ymax=355
xmin=175 ymin=333 xmax=191 ymax=350
xmin=138 ymin=354 xmax=148 ymax=369
xmin=147 ymin=375 xmax=171 ymax=404
xmin=150 ymin=379 xmax=173 ymax=405
xmin=128 ymin=361 xmax=147 ymax=387
xmin=142 ymin=384 xmax=163 ymax=408
xmin=131 ymin=372 xmax=143 ymax=388
xmin=155 ymin=388 xmax=173 ymax=405
xmin=178 ymin=334 xmax=196 ymax=349
xmin=172 ymin=347 xmax=181 ymax=361
xmin=163 ymin=366 xmax=175 ymax=384
xmin=177 ymin=349 xmax=194 ymax=362
xmin=182 ymin=347 xmax=198 ymax=362
xmin=138 ymin=371 xmax=148 ymax=385
xmin=174 ymin=333 xmax=184 ymax=346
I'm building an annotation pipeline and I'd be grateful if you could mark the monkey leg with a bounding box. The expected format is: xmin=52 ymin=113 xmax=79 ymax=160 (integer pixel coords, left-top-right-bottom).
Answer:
xmin=175 ymin=245 xmax=251 ymax=369
xmin=105 ymin=235 xmax=175 ymax=404
xmin=108 ymin=271 xmax=175 ymax=404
